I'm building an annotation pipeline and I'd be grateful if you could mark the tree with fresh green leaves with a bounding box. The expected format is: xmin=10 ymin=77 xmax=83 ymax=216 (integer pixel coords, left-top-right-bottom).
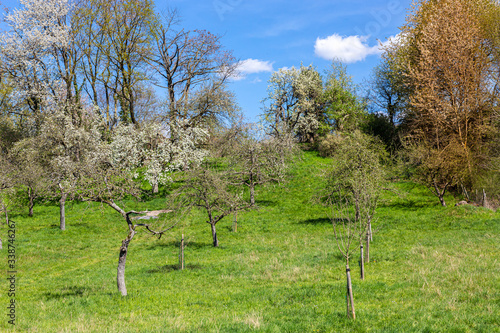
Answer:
xmin=74 ymin=0 xmax=159 ymax=126
xmin=323 ymin=61 xmax=367 ymax=133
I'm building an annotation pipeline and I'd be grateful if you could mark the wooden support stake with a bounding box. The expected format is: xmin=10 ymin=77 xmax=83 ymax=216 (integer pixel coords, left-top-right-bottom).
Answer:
xmin=360 ymin=244 xmax=364 ymax=280
xmin=346 ymin=280 xmax=350 ymax=318
xmin=346 ymin=265 xmax=356 ymax=320
xmin=366 ymin=231 xmax=370 ymax=263
xmin=179 ymin=234 xmax=185 ymax=270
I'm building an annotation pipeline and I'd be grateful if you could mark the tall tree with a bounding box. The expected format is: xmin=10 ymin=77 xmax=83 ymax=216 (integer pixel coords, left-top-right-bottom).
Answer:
xmin=148 ymin=11 xmax=237 ymax=133
xmin=262 ymin=65 xmax=324 ymax=142
xmin=0 ymin=0 xmax=72 ymax=128
xmin=401 ymin=0 xmax=497 ymax=205
xmin=74 ymin=0 xmax=158 ymax=126
xmin=323 ymin=61 xmax=366 ymax=133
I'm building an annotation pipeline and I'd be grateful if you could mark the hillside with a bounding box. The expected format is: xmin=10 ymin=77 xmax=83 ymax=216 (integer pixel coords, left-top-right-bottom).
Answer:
xmin=1 ymin=151 xmax=499 ymax=332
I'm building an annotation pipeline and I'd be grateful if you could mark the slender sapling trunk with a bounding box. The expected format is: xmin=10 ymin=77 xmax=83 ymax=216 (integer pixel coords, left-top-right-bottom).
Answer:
xmin=346 ymin=264 xmax=356 ymax=319
xmin=179 ymin=234 xmax=185 ymax=270
xmin=366 ymin=230 xmax=370 ymax=263
xmin=360 ymin=244 xmax=364 ymax=280
xmin=28 ymin=187 xmax=34 ymax=217
xmin=60 ymin=192 xmax=67 ymax=230
xmin=2 ymin=201 xmax=8 ymax=225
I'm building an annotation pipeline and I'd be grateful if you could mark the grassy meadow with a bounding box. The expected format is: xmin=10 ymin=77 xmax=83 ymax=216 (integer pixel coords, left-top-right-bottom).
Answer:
xmin=1 ymin=151 xmax=499 ymax=332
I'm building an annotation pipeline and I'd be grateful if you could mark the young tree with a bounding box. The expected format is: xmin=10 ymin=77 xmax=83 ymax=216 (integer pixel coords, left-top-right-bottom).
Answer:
xmin=325 ymin=131 xmax=386 ymax=263
xmin=9 ymin=138 xmax=50 ymax=217
xmin=178 ymin=163 xmax=250 ymax=247
xmin=227 ymin=133 xmax=298 ymax=206
xmin=322 ymin=131 xmax=386 ymax=318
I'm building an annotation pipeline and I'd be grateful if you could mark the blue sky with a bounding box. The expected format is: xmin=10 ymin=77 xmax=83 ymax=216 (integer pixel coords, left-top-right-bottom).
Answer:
xmin=1 ymin=0 xmax=411 ymax=123
xmin=163 ymin=0 xmax=411 ymax=122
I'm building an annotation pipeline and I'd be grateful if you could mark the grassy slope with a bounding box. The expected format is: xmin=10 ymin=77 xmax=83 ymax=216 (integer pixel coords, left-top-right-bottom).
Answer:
xmin=1 ymin=151 xmax=499 ymax=332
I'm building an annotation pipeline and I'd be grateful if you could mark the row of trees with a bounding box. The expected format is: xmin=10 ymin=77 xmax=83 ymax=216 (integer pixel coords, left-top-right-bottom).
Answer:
xmin=0 ymin=0 xmax=239 ymax=132
xmin=370 ymin=0 xmax=500 ymax=206
xmin=0 ymin=0 xmax=300 ymax=296
xmin=260 ymin=0 xmax=500 ymax=207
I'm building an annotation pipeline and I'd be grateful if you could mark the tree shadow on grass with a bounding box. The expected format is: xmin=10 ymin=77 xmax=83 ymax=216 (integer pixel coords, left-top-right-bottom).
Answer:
xmin=43 ymin=286 xmax=106 ymax=300
xmin=254 ymin=200 xmax=278 ymax=207
xmin=146 ymin=264 xmax=203 ymax=273
xmin=299 ymin=217 xmax=330 ymax=225
xmin=381 ymin=199 xmax=437 ymax=211
xmin=50 ymin=222 xmax=91 ymax=229
xmin=299 ymin=217 xmax=351 ymax=225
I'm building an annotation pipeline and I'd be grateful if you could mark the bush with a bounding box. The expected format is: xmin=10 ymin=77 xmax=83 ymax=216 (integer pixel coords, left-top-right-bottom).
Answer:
xmin=318 ymin=134 xmax=343 ymax=157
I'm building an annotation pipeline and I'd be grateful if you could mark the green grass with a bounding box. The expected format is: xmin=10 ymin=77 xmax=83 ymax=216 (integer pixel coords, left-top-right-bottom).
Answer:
xmin=1 ymin=151 xmax=499 ymax=332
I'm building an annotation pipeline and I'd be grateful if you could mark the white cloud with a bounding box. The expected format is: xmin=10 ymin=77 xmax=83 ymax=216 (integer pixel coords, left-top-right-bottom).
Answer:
xmin=231 ymin=58 xmax=274 ymax=81
xmin=238 ymin=59 xmax=273 ymax=74
xmin=379 ymin=33 xmax=403 ymax=49
xmin=314 ymin=34 xmax=382 ymax=63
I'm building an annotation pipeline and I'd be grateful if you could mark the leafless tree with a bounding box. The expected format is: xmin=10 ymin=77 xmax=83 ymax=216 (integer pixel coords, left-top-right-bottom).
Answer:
xmin=176 ymin=163 xmax=251 ymax=247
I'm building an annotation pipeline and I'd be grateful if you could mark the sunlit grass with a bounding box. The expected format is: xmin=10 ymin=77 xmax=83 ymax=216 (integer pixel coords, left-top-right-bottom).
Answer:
xmin=0 ymin=151 xmax=498 ymax=332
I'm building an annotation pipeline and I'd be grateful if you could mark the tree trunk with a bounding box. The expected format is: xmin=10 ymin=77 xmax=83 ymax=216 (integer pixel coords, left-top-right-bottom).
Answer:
xmin=28 ymin=196 xmax=35 ymax=217
xmin=60 ymin=192 xmax=67 ymax=231
xmin=179 ymin=234 xmax=184 ymax=270
xmin=438 ymin=195 xmax=447 ymax=207
xmin=28 ymin=189 xmax=34 ymax=217
xmin=366 ymin=230 xmax=370 ymax=263
xmin=152 ymin=181 xmax=159 ymax=194
xmin=2 ymin=201 xmax=8 ymax=225
xmin=233 ymin=211 xmax=238 ymax=232
xmin=346 ymin=264 xmax=356 ymax=319
xmin=250 ymin=183 xmax=255 ymax=206
xmin=211 ymin=223 xmax=218 ymax=247
xmin=433 ymin=181 xmax=447 ymax=207
xmin=369 ymin=221 xmax=373 ymax=241
xmin=360 ymin=244 xmax=364 ymax=280
xmin=117 ymin=227 xmax=136 ymax=296
xmin=482 ymin=189 xmax=489 ymax=208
